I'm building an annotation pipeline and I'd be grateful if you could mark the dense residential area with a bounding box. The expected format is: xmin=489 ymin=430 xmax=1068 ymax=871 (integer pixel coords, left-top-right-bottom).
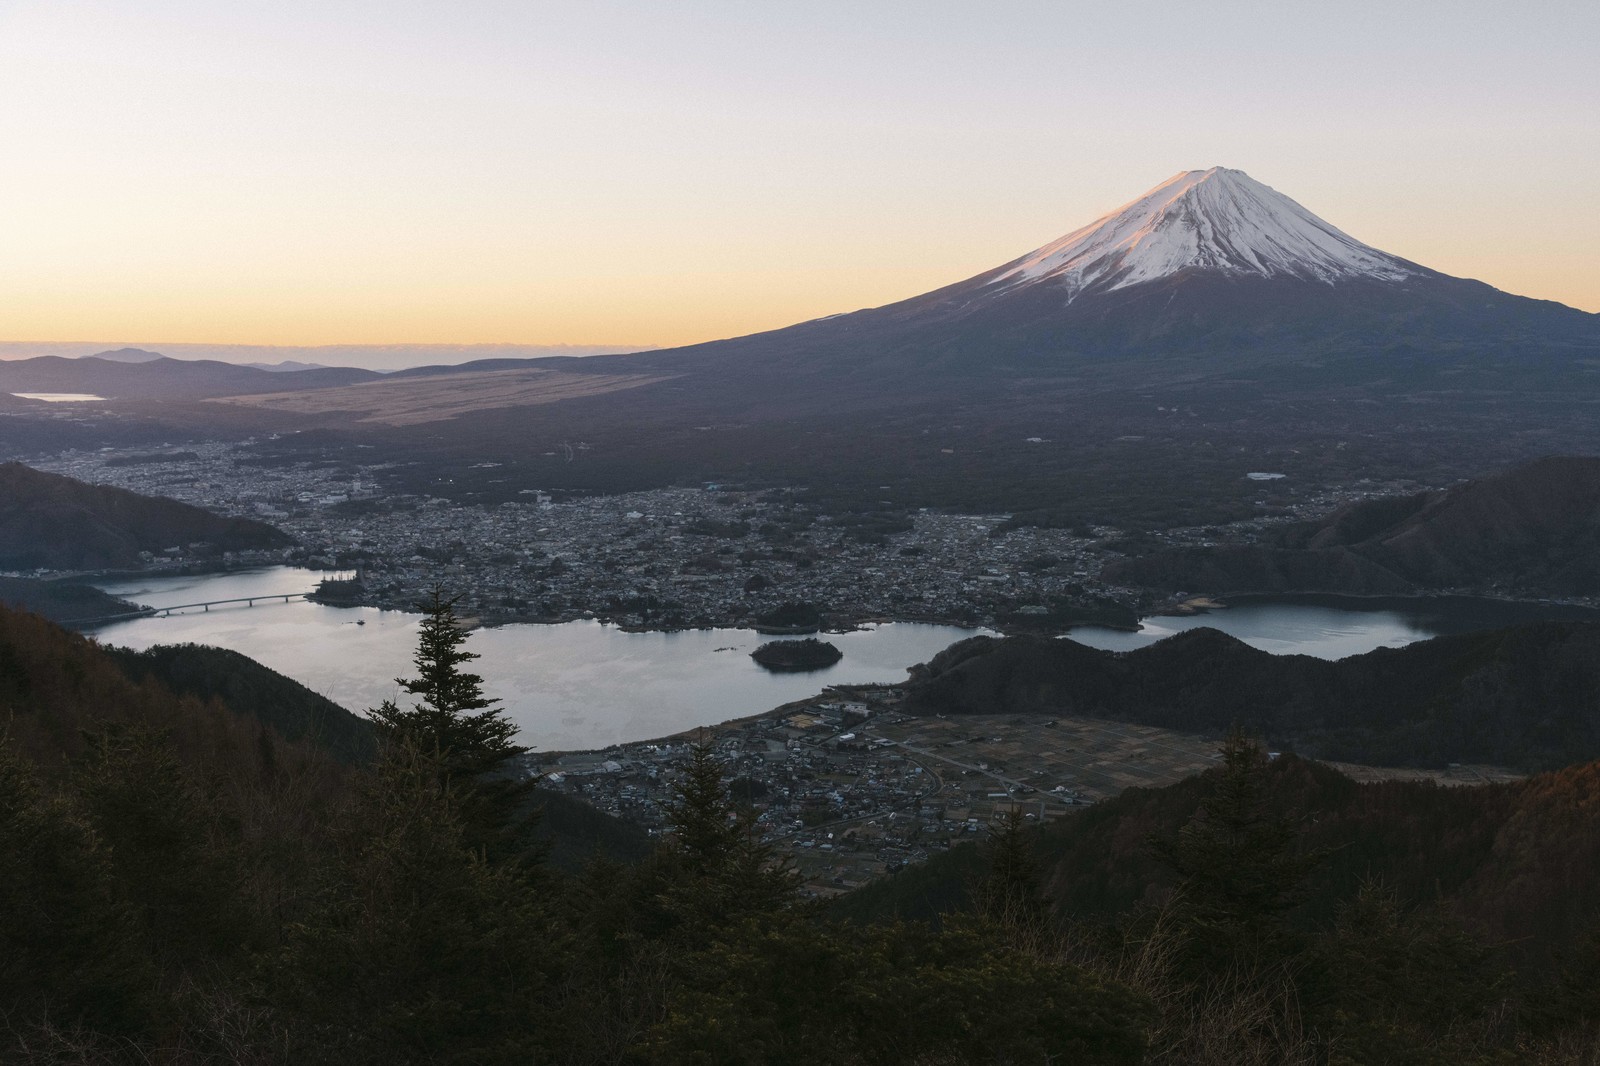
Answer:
xmin=30 ymin=441 xmax=1457 ymax=630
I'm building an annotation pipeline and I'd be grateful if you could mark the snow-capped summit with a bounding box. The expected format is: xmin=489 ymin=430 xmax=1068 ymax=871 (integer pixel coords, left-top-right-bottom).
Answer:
xmin=574 ymin=164 xmax=1595 ymax=405
xmin=988 ymin=167 xmax=1420 ymax=300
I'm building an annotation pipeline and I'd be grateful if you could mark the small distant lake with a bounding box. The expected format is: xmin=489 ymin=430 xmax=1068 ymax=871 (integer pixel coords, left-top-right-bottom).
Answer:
xmin=1067 ymin=593 xmax=1600 ymax=659
xmin=11 ymin=392 xmax=107 ymax=402
xmin=90 ymin=568 xmax=1600 ymax=752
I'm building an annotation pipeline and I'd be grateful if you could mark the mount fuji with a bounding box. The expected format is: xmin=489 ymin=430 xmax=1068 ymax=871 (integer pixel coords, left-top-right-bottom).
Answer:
xmin=593 ymin=166 xmax=1597 ymax=394
xmin=38 ymin=168 xmax=1594 ymax=520
xmin=398 ymin=166 xmax=1593 ymax=511
xmin=984 ymin=167 xmax=1420 ymax=296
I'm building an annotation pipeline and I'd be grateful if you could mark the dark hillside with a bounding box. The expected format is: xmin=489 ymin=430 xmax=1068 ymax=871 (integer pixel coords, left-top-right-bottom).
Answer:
xmin=841 ymin=752 xmax=1600 ymax=966
xmin=0 ymin=461 xmax=291 ymax=570
xmin=904 ymin=621 xmax=1600 ymax=769
xmin=0 ymin=575 xmax=141 ymax=625
xmin=99 ymin=640 xmax=651 ymax=866
xmin=105 ymin=643 xmax=377 ymax=765
xmin=1108 ymin=455 xmax=1600 ymax=596
xmin=0 ymin=602 xmax=334 ymax=782
xmin=5 ymin=598 xmax=1600 ymax=1060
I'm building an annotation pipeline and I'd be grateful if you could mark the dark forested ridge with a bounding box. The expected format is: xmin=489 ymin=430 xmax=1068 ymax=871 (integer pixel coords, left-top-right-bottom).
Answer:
xmin=5 ymin=599 xmax=1600 ymax=1061
xmin=904 ymin=621 xmax=1600 ymax=770
xmin=103 ymin=642 xmax=378 ymax=765
xmin=0 ymin=462 xmax=292 ymax=570
xmin=94 ymin=636 xmax=651 ymax=866
xmin=1108 ymin=455 xmax=1600 ymax=597
xmin=0 ymin=575 xmax=140 ymax=625
xmin=843 ymin=750 xmax=1600 ymax=971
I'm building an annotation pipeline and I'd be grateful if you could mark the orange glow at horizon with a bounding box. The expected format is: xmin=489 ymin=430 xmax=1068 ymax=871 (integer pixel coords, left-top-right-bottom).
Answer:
xmin=1 ymin=3 xmax=1594 ymax=351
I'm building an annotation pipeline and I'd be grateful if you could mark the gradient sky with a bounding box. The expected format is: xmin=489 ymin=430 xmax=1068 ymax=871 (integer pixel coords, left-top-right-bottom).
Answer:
xmin=2 ymin=0 xmax=1596 ymax=358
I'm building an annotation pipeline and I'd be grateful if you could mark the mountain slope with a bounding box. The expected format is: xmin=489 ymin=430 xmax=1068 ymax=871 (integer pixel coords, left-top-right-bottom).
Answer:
xmin=0 ymin=576 xmax=141 ymax=626
xmin=839 ymin=752 xmax=1600 ymax=969
xmin=98 ymin=640 xmax=652 ymax=864
xmin=0 ymin=463 xmax=292 ymax=571
xmin=1108 ymin=456 xmax=1600 ymax=596
xmin=22 ymin=168 xmax=1596 ymax=527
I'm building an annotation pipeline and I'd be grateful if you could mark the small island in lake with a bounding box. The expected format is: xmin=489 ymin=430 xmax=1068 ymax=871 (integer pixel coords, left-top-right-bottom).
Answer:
xmin=750 ymin=638 xmax=842 ymax=672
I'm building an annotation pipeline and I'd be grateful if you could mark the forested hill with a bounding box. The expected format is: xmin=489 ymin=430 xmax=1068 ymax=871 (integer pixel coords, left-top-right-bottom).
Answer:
xmin=0 ymin=574 xmax=140 ymax=625
xmin=839 ymin=750 xmax=1600 ymax=969
xmin=0 ymin=462 xmax=291 ymax=571
xmin=92 ymin=635 xmax=651 ymax=867
xmin=1107 ymin=455 xmax=1600 ymax=596
xmin=104 ymin=642 xmax=377 ymax=765
xmin=904 ymin=621 xmax=1600 ymax=770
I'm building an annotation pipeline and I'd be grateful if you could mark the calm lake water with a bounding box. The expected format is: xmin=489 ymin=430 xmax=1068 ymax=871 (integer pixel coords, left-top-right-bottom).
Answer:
xmin=91 ymin=568 xmax=989 ymax=752
xmin=91 ymin=568 xmax=1600 ymax=752
xmin=1069 ymin=593 xmax=1600 ymax=658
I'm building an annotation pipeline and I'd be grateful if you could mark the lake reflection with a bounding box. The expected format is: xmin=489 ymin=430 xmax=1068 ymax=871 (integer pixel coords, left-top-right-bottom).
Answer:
xmin=91 ymin=568 xmax=987 ymax=752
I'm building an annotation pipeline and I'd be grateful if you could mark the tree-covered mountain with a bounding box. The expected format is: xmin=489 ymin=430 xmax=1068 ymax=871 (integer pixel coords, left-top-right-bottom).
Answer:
xmin=0 ymin=575 xmax=140 ymax=625
xmin=0 ymin=462 xmax=292 ymax=570
xmin=904 ymin=620 xmax=1600 ymax=770
xmin=96 ymin=635 xmax=651 ymax=867
xmin=841 ymin=748 xmax=1600 ymax=973
xmin=1106 ymin=455 xmax=1600 ymax=597
xmin=104 ymin=642 xmax=378 ymax=765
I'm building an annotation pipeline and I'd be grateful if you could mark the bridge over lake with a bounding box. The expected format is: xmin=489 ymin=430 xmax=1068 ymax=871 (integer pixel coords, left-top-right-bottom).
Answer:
xmin=67 ymin=590 xmax=317 ymax=627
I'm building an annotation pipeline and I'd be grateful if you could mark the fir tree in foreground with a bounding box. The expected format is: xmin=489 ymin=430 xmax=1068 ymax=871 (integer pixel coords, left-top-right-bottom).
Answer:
xmin=369 ymin=586 xmax=524 ymax=777
xmin=368 ymin=586 xmax=538 ymax=864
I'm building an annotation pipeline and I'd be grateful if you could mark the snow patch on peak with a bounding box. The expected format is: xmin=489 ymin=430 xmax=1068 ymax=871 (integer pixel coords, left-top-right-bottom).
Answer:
xmin=991 ymin=168 xmax=1418 ymax=299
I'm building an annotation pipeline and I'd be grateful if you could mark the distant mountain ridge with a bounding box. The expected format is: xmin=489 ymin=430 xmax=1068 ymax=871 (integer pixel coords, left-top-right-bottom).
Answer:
xmin=1107 ymin=456 xmax=1600 ymax=596
xmin=0 ymin=463 xmax=291 ymax=571
xmin=83 ymin=347 xmax=164 ymax=363
xmin=904 ymin=620 xmax=1600 ymax=770
xmin=0 ymin=352 xmax=381 ymax=400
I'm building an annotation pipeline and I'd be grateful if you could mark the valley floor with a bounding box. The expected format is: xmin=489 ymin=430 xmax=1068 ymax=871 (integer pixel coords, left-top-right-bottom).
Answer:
xmin=531 ymin=693 xmax=1520 ymax=898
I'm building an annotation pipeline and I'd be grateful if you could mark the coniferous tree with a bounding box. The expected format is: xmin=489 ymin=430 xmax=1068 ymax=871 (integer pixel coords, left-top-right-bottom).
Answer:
xmin=370 ymin=586 xmax=524 ymax=777
xmin=975 ymin=805 xmax=1052 ymax=944
xmin=0 ymin=738 xmax=154 ymax=1039
xmin=369 ymin=587 xmax=537 ymax=864
xmin=72 ymin=723 xmax=237 ymax=965
xmin=660 ymin=740 xmax=798 ymax=927
xmin=1151 ymin=729 xmax=1319 ymax=977
xmin=1305 ymin=879 xmax=1506 ymax=1064
xmin=278 ymin=741 xmax=566 ymax=1065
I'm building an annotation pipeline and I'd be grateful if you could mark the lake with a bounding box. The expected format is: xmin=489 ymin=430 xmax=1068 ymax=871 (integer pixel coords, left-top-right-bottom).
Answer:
xmin=91 ymin=568 xmax=990 ymax=752
xmin=11 ymin=392 xmax=108 ymax=402
xmin=91 ymin=568 xmax=1600 ymax=752
xmin=1067 ymin=593 xmax=1600 ymax=659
